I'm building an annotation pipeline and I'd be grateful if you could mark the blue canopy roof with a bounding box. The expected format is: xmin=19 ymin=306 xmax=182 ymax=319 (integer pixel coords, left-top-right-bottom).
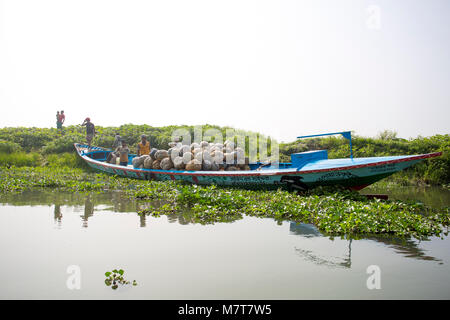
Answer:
xmin=297 ymin=131 xmax=353 ymax=159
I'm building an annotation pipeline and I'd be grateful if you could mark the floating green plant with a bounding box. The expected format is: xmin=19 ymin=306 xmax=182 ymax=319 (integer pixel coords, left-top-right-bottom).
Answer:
xmin=136 ymin=183 xmax=450 ymax=239
xmin=104 ymin=269 xmax=137 ymax=290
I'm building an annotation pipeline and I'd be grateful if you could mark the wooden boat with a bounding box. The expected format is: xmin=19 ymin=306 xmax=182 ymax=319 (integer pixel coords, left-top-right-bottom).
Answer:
xmin=74 ymin=131 xmax=442 ymax=191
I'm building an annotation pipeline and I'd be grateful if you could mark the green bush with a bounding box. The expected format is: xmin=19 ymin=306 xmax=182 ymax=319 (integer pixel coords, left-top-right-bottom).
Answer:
xmin=42 ymin=134 xmax=84 ymax=154
xmin=0 ymin=140 xmax=23 ymax=153
xmin=0 ymin=152 xmax=41 ymax=167
xmin=0 ymin=127 xmax=56 ymax=152
xmin=424 ymin=155 xmax=449 ymax=185
xmin=45 ymin=153 xmax=79 ymax=168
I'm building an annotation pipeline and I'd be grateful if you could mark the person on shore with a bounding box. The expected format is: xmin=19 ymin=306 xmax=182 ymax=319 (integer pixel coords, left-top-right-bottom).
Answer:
xmin=81 ymin=117 xmax=96 ymax=149
xmin=60 ymin=110 xmax=65 ymax=125
xmin=115 ymin=140 xmax=130 ymax=166
xmin=56 ymin=111 xmax=62 ymax=131
xmin=112 ymin=132 xmax=122 ymax=149
xmin=137 ymin=134 xmax=151 ymax=156
xmin=58 ymin=110 xmax=66 ymax=135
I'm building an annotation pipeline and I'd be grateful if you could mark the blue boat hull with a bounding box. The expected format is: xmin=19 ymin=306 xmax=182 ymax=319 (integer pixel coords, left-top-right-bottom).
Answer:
xmin=75 ymin=143 xmax=441 ymax=190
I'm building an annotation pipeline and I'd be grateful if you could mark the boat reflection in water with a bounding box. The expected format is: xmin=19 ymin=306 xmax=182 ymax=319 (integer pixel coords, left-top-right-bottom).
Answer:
xmin=290 ymin=222 xmax=353 ymax=268
xmin=289 ymin=222 xmax=442 ymax=267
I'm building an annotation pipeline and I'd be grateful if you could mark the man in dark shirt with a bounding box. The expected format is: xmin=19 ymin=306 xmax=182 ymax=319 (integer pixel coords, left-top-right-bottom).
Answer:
xmin=81 ymin=117 xmax=96 ymax=149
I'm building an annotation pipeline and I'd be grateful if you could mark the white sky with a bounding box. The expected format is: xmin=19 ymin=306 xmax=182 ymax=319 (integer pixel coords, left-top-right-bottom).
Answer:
xmin=0 ymin=0 xmax=449 ymax=142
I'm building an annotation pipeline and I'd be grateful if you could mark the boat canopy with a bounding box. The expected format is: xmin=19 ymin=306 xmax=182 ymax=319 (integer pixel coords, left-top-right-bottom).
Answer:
xmin=297 ymin=131 xmax=353 ymax=159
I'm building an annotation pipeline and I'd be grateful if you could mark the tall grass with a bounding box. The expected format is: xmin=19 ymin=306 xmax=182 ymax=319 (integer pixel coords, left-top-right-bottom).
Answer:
xmin=0 ymin=140 xmax=23 ymax=153
xmin=0 ymin=152 xmax=92 ymax=170
xmin=0 ymin=152 xmax=42 ymax=167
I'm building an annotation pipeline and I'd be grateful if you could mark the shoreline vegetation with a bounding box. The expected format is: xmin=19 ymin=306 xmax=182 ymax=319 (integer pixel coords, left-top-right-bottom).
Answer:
xmin=0 ymin=125 xmax=448 ymax=239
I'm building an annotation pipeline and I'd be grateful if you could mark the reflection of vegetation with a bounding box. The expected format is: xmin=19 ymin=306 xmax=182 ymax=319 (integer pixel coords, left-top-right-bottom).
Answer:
xmin=367 ymin=236 xmax=442 ymax=263
xmin=362 ymin=185 xmax=450 ymax=209
xmin=139 ymin=213 xmax=146 ymax=228
xmin=54 ymin=204 xmax=62 ymax=226
xmin=81 ymin=195 xmax=94 ymax=228
xmin=104 ymin=269 xmax=137 ymax=290
xmin=0 ymin=189 xmax=139 ymax=210
xmin=0 ymin=190 xmax=144 ymax=228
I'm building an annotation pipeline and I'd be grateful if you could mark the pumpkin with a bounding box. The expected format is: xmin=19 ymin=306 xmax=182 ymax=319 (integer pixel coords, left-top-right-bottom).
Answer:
xmin=182 ymin=152 xmax=193 ymax=164
xmin=202 ymin=159 xmax=212 ymax=171
xmin=143 ymin=157 xmax=154 ymax=169
xmin=185 ymin=159 xmax=202 ymax=171
xmin=152 ymin=160 xmax=161 ymax=169
xmin=160 ymin=157 xmax=174 ymax=170
xmin=155 ymin=150 xmax=169 ymax=160
xmin=173 ymin=156 xmax=185 ymax=170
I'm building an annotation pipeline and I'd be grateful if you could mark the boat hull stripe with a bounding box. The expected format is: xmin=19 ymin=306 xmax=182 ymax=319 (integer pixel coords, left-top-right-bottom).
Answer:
xmin=74 ymin=143 xmax=441 ymax=178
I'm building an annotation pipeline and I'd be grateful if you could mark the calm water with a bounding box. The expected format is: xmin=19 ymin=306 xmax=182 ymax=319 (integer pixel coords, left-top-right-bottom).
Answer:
xmin=0 ymin=188 xmax=449 ymax=299
xmin=362 ymin=185 xmax=450 ymax=209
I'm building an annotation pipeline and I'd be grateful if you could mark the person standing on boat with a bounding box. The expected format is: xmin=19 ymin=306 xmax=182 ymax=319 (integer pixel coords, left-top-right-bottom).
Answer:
xmin=81 ymin=117 xmax=96 ymax=149
xmin=137 ymin=134 xmax=151 ymax=156
xmin=107 ymin=132 xmax=122 ymax=163
xmin=115 ymin=140 xmax=130 ymax=166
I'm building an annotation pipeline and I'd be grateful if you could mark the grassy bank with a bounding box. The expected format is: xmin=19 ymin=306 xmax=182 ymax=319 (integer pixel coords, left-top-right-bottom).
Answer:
xmin=0 ymin=166 xmax=132 ymax=193
xmin=0 ymin=125 xmax=448 ymax=186
xmin=0 ymin=166 xmax=448 ymax=239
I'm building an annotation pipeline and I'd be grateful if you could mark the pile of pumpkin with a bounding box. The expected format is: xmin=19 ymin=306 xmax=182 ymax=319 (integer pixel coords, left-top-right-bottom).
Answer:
xmin=131 ymin=140 xmax=251 ymax=171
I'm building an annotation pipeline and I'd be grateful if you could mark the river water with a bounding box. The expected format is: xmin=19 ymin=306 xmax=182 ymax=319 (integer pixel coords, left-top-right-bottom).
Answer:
xmin=0 ymin=187 xmax=449 ymax=299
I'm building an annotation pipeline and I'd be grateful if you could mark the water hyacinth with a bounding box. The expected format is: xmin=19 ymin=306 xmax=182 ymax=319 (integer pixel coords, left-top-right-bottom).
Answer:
xmin=135 ymin=182 xmax=450 ymax=239
xmin=104 ymin=269 xmax=137 ymax=290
